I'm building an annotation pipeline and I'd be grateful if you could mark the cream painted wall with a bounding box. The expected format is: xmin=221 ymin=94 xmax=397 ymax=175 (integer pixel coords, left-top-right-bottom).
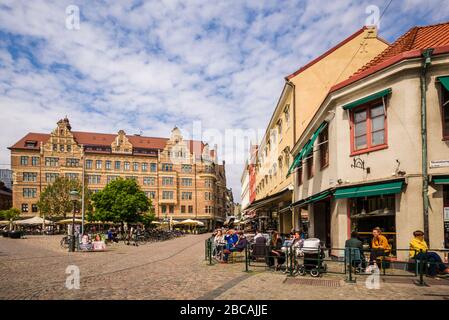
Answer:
xmin=255 ymin=28 xmax=388 ymax=203
xmin=291 ymin=29 xmax=389 ymax=144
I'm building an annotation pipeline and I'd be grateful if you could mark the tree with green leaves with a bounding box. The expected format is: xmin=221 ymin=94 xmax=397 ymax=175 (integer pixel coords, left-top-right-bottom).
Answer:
xmin=37 ymin=177 xmax=92 ymax=219
xmin=139 ymin=211 xmax=156 ymax=228
xmin=0 ymin=208 xmax=20 ymax=230
xmin=91 ymin=178 xmax=151 ymax=223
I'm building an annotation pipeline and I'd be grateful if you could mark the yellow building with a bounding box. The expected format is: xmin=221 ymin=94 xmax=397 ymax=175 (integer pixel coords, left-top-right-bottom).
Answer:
xmin=244 ymin=27 xmax=389 ymax=233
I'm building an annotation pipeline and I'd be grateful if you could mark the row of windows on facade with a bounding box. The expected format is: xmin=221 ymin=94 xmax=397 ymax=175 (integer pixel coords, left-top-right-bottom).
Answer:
xmin=20 ymin=172 xmax=215 ymax=188
xmin=256 ymin=126 xmax=329 ymax=195
xmin=257 ymin=105 xmax=291 ymax=164
xmin=19 ymin=157 xmax=216 ymax=174
xmin=21 ymin=187 xmax=214 ymax=202
xmin=256 ymin=148 xmax=291 ymax=174
xmin=18 ymin=202 xmax=215 ymax=214
xmin=160 ymin=205 xmax=214 ymax=214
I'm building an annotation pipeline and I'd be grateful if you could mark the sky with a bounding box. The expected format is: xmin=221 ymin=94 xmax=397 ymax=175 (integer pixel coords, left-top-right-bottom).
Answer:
xmin=1 ymin=0 xmax=449 ymax=202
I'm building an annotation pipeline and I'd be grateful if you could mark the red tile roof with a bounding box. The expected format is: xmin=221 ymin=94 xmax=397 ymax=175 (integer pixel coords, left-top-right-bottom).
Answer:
xmin=285 ymin=27 xmax=389 ymax=80
xmin=331 ymin=21 xmax=449 ymax=92
xmin=9 ymin=131 xmax=212 ymax=156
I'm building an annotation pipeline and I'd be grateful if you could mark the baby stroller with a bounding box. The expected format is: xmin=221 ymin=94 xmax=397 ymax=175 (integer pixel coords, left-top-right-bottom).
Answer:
xmin=296 ymin=238 xmax=327 ymax=277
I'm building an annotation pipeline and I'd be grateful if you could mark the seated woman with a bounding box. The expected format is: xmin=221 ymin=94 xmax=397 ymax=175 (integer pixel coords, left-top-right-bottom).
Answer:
xmin=222 ymin=232 xmax=248 ymax=263
xmin=268 ymin=231 xmax=285 ymax=271
xmin=410 ymin=230 xmax=449 ymax=277
xmin=369 ymin=227 xmax=391 ymax=267
xmin=213 ymin=229 xmax=225 ymax=259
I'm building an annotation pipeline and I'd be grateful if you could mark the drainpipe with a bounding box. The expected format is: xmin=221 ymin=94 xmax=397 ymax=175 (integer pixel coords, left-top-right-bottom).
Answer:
xmin=421 ymin=48 xmax=434 ymax=244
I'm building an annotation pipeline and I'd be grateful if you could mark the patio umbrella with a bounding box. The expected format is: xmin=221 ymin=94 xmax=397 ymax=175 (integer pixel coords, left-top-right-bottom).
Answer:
xmin=178 ymin=219 xmax=204 ymax=226
xmin=56 ymin=218 xmax=83 ymax=224
xmin=14 ymin=216 xmax=54 ymax=225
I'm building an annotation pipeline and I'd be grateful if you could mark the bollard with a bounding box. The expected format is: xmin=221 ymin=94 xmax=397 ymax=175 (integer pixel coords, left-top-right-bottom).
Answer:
xmin=346 ymin=248 xmax=356 ymax=283
xmin=289 ymin=246 xmax=294 ymax=277
xmin=416 ymin=249 xmax=427 ymax=286
xmin=244 ymin=243 xmax=249 ymax=272
xmin=208 ymin=240 xmax=213 ymax=266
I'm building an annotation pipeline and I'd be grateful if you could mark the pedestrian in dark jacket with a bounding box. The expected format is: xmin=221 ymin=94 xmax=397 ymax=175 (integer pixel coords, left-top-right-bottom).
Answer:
xmin=222 ymin=232 xmax=247 ymax=263
xmin=345 ymin=231 xmax=365 ymax=268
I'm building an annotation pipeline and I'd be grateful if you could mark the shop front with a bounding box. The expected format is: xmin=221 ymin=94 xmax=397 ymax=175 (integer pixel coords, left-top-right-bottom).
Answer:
xmin=242 ymin=188 xmax=292 ymax=233
xmin=334 ymin=179 xmax=405 ymax=256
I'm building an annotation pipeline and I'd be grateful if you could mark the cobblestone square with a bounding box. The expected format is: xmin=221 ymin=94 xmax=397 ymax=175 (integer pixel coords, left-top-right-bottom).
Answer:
xmin=1 ymin=234 xmax=448 ymax=300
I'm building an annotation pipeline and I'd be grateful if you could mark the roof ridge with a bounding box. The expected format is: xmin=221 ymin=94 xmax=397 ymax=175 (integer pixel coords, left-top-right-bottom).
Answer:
xmin=415 ymin=20 xmax=449 ymax=29
xmin=353 ymin=25 xmax=419 ymax=75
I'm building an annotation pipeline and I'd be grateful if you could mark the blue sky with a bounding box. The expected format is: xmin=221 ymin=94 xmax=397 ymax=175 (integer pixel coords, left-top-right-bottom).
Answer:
xmin=1 ymin=0 xmax=449 ymax=201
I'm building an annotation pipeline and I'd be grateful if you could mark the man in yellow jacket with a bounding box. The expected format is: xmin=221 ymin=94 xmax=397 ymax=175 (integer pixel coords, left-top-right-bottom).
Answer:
xmin=409 ymin=230 xmax=449 ymax=277
xmin=369 ymin=227 xmax=391 ymax=267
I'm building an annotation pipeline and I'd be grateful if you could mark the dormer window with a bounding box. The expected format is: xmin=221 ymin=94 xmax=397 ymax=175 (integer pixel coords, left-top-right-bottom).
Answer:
xmin=25 ymin=140 xmax=37 ymax=148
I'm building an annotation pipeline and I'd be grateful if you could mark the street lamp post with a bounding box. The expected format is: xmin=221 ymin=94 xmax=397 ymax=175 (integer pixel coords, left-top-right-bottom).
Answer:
xmin=69 ymin=190 xmax=80 ymax=252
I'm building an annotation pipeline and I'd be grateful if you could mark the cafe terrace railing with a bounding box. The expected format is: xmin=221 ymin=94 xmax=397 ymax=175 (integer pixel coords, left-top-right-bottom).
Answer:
xmin=204 ymin=238 xmax=449 ymax=286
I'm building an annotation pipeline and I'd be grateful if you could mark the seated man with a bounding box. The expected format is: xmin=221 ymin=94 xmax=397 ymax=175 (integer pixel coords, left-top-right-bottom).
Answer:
xmin=79 ymin=233 xmax=93 ymax=251
xmin=222 ymin=232 xmax=248 ymax=263
xmin=410 ymin=230 xmax=449 ymax=277
xmin=369 ymin=227 xmax=391 ymax=267
xmin=345 ymin=231 xmax=366 ymax=269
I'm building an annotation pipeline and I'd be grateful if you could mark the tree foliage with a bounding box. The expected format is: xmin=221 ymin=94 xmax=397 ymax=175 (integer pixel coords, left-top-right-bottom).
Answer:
xmin=37 ymin=177 xmax=92 ymax=218
xmin=0 ymin=208 xmax=20 ymax=230
xmin=91 ymin=178 xmax=151 ymax=223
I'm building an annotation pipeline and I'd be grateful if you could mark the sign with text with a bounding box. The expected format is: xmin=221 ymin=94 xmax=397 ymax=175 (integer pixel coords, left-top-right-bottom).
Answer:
xmin=430 ymin=160 xmax=449 ymax=168
xmin=444 ymin=207 xmax=449 ymax=221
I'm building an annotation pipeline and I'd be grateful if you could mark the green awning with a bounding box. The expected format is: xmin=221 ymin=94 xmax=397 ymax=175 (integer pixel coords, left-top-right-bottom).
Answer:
xmin=342 ymin=88 xmax=392 ymax=110
xmin=287 ymin=122 xmax=327 ymax=176
xmin=334 ymin=180 xmax=404 ymax=199
xmin=292 ymin=190 xmax=331 ymax=208
xmin=433 ymin=176 xmax=449 ymax=184
xmin=438 ymin=76 xmax=449 ymax=92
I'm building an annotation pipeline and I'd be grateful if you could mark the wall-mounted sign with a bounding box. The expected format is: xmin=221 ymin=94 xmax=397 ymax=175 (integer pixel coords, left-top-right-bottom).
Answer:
xmin=430 ymin=160 xmax=449 ymax=168
xmin=444 ymin=207 xmax=449 ymax=221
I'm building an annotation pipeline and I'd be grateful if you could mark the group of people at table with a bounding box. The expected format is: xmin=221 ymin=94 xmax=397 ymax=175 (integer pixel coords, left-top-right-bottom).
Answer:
xmin=213 ymin=226 xmax=449 ymax=277
xmin=212 ymin=228 xmax=305 ymax=271
xmin=345 ymin=227 xmax=449 ymax=277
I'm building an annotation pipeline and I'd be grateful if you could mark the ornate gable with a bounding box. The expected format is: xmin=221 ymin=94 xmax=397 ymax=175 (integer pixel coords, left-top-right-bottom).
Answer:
xmin=163 ymin=127 xmax=191 ymax=164
xmin=111 ymin=130 xmax=133 ymax=154
xmin=43 ymin=117 xmax=82 ymax=154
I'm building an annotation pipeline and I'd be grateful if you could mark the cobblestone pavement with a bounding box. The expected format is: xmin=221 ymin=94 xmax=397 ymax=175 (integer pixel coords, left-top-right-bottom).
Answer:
xmin=1 ymin=234 xmax=448 ymax=300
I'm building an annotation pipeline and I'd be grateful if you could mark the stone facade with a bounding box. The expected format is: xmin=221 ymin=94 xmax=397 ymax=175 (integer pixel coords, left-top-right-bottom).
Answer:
xmin=9 ymin=118 xmax=227 ymax=229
